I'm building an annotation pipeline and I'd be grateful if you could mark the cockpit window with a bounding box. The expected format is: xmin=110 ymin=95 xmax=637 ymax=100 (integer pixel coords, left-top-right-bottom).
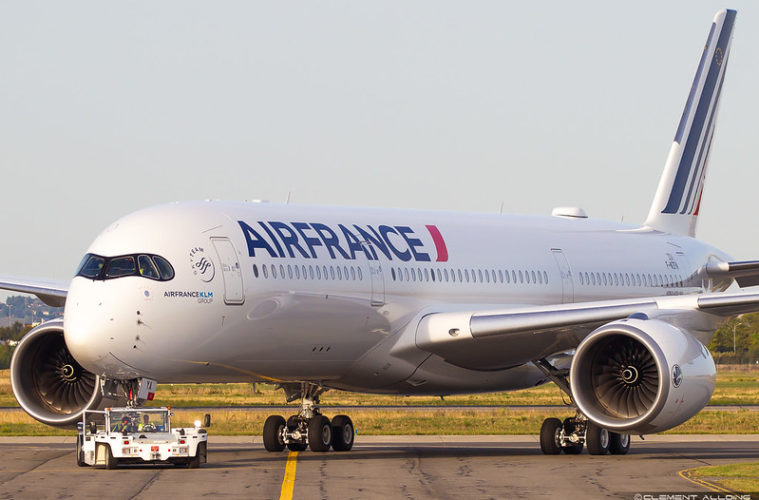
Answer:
xmin=152 ymin=256 xmax=175 ymax=280
xmin=76 ymin=253 xmax=175 ymax=282
xmin=138 ymin=255 xmax=160 ymax=279
xmin=105 ymin=256 xmax=136 ymax=278
xmin=77 ymin=254 xmax=106 ymax=279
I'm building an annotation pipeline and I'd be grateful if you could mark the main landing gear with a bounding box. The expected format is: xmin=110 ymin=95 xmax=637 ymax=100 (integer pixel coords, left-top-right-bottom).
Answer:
xmin=262 ymin=382 xmax=354 ymax=453
xmin=539 ymin=415 xmax=630 ymax=455
xmin=533 ymin=358 xmax=631 ymax=456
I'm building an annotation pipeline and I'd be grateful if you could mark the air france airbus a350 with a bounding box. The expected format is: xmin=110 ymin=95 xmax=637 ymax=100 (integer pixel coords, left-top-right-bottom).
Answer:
xmin=2 ymin=9 xmax=755 ymax=455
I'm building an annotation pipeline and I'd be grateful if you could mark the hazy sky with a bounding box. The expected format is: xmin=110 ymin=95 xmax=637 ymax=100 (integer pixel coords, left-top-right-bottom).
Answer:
xmin=1 ymin=2 xmax=758 ymax=299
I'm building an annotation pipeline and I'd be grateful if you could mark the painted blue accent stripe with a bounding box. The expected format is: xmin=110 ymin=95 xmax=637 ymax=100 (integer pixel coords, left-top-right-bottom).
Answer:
xmin=679 ymin=56 xmax=729 ymax=214
xmin=662 ymin=10 xmax=736 ymax=214
xmin=674 ymin=23 xmax=716 ymax=144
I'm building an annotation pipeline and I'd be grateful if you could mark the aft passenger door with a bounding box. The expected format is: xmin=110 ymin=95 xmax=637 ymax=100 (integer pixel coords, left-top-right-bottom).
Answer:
xmin=211 ymin=237 xmax=245 ymax=305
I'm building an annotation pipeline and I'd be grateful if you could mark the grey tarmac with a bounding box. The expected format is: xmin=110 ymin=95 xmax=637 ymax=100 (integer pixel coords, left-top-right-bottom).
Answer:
xmin=0 ymin=435 xmax=757 ymax=499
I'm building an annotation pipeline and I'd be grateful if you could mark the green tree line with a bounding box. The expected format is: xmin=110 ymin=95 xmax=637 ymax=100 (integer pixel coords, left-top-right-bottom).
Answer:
xmin=708 ymin=313 xmax=759 ymax=364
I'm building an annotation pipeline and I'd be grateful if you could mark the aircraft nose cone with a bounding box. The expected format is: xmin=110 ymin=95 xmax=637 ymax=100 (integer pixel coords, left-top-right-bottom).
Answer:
xmin=63 ymin=278 xmax=142 ymax=378
xmin=63 ymin=282 xmax=110 ymax=374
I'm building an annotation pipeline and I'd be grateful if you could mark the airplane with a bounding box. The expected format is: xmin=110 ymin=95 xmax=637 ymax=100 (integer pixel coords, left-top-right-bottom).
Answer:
xmin=1 ymin=8 xmax=755 ymax=456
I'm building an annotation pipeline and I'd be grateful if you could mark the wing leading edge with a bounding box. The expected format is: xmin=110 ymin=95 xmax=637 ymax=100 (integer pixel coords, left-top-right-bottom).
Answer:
xmin=0 ymin=276 xmax=68 ymax=307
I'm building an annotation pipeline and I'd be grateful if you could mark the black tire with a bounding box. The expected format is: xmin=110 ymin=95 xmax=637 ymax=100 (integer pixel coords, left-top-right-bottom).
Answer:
xmin=76 ymin=436 xmax=87 ymax=467
xmin=286 ymin=415 xmax=300 ymax=430
xmin=331 ymin=415 xmax=354 ymax=452
xmin=287 ymin=442 xmax=307 ymax=451
xmin=609 ymin=432 xmax=631 ymax=455
xmin=586 ymin=422 xmax=610 ymax=456
xmin=562 ymin=442 xmax=583 ymax=454
xmin=104 ymin=444 xmax=118 ymax=469
xmin=560 ymin=417 xmax=583 ymax=455
xmin=263 ymin=415 xmax=286 ymax=452
xmin=188 ymin=442 xmax=205 ymax=468
xmin=308 ymin=415 xmax=332 ymax=452
xmin=539 ymin=418 xmax=562 ymax=455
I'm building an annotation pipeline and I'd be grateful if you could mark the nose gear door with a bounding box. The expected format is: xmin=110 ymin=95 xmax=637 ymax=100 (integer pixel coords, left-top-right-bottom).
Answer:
xmin=211 ymin=237 xmax=245 ymax=305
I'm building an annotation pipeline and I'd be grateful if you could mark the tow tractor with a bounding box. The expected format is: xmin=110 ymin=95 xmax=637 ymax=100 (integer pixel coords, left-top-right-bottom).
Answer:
xmin=76 ymin=407 xmax=209 ymax=469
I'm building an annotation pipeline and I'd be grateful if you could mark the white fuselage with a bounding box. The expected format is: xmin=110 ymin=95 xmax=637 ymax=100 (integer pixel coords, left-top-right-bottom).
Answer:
xmin=62 ymin=201 xmax=731 ymax=395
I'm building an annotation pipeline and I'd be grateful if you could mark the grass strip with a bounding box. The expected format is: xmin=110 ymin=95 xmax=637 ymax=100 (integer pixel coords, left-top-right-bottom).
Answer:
xmin=688 ymin=462 xmax=759 ymax=492
xmin=1 ymin=408 xmax=758 ymax=437
xmin=2 ymin=367 xmax=759 ymax=408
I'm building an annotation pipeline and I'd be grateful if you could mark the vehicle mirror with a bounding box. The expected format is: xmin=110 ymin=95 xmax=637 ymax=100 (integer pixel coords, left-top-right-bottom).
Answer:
xmin=77 ymin=422 xmax=83 ymax=432
xmin=204 ymin=414 xmax=211 ymax=428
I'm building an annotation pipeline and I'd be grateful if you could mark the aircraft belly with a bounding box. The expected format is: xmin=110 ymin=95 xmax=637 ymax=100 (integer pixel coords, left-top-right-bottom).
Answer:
xmin=200 ymin=293 xmax=389 ymax=380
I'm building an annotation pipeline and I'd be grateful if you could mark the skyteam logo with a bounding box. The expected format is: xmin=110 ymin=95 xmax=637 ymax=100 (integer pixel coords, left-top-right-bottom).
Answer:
xmin=189 ymin=247 xmax=215 ymax=282
xmin=238 ymin=221 xmax=448 ymax=263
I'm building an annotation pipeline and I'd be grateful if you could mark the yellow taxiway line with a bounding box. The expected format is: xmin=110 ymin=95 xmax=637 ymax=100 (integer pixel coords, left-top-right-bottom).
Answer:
xmin=279 ymin=451 xmax=299 ymax=500
xmin=678 ymin=467 xmax=736 ymax=494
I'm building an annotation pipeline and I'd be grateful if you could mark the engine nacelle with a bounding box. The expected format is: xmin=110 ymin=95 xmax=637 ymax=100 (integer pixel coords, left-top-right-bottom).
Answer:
xmin=11 ymin=319 xmax=115 ymax=427
xmin=569 ymin=317 xmax=715 ymax=434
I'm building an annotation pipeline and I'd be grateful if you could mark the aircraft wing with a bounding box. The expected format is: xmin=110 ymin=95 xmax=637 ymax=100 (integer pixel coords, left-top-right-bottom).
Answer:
xmin=706 ymin=260 xmax=759 ymax=288
xmin=0 ymin=276 xmax=68 ymax=307
xmin=411 ymin=291 xmax=759 ymax=370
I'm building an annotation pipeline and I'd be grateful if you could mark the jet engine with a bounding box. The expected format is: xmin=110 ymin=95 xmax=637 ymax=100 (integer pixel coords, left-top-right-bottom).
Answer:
xmin=569 ymin=316 xmax=715 ymax=434
xmin=10 ymin=319 xmax=115 ymax=427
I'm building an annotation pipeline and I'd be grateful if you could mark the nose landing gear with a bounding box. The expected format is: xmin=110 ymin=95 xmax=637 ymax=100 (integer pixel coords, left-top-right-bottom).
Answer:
xmin=262 ymin=382 xmax=354 ymax=453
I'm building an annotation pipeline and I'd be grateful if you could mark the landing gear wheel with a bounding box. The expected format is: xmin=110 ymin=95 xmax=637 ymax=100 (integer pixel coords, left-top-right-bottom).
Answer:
xmin=76 ymin=436 xmax=87 ymax=467
xmin=560 ymin=418 xmax=583 ymax=454
xmin=287 ymin=442 xmax=307 ymax=452
xmin=562 ymin=442 xmax=583 ymax=454
xmin=308 ymin=415 xmax=332 ymax=452
xmin=331 ymin=415 xmax=354 ymax=451
xmin=586 ymin=422 xmax=610 ymax=455
xmin=287 ymin=415 xmax=300 ymax=430
xmin=539 ymin=418 xmax=562 ymax=455
xmin=609 ymin=432 xmax=630 ymax=455
xmin=263 ymin=415 xmax=286 ymax=452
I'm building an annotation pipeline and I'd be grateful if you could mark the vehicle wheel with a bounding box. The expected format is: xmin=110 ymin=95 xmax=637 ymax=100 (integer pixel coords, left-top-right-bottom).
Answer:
xmin=188 ymin=442 xmax=205 ymax=468
xmin=586 ymin=422 xmax=610 ymax=455
xmin=76 ymin=436 xmax=87 ymax=467
xmin=263 ymin=415 xmax=286 ymax=452
xmin=308 ymin=415 xmax=332 ymax=452
xmin=286 ymin=442 xmax=307 ymax=452
xmin=104 ymin=444 xmax=118 ymax=469
xmin=331 ymin=415 xmax=354 ymax=451
xmin=609 ymin=432 xmax=630 ymax=455
xmin=539 ymin=418 xmax=562 ymax=455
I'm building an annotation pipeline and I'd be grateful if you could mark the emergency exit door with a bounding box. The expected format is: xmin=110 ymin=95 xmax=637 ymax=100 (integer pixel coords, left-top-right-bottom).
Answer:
xmin=211 ymin=238 xmax=245 ymax=305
